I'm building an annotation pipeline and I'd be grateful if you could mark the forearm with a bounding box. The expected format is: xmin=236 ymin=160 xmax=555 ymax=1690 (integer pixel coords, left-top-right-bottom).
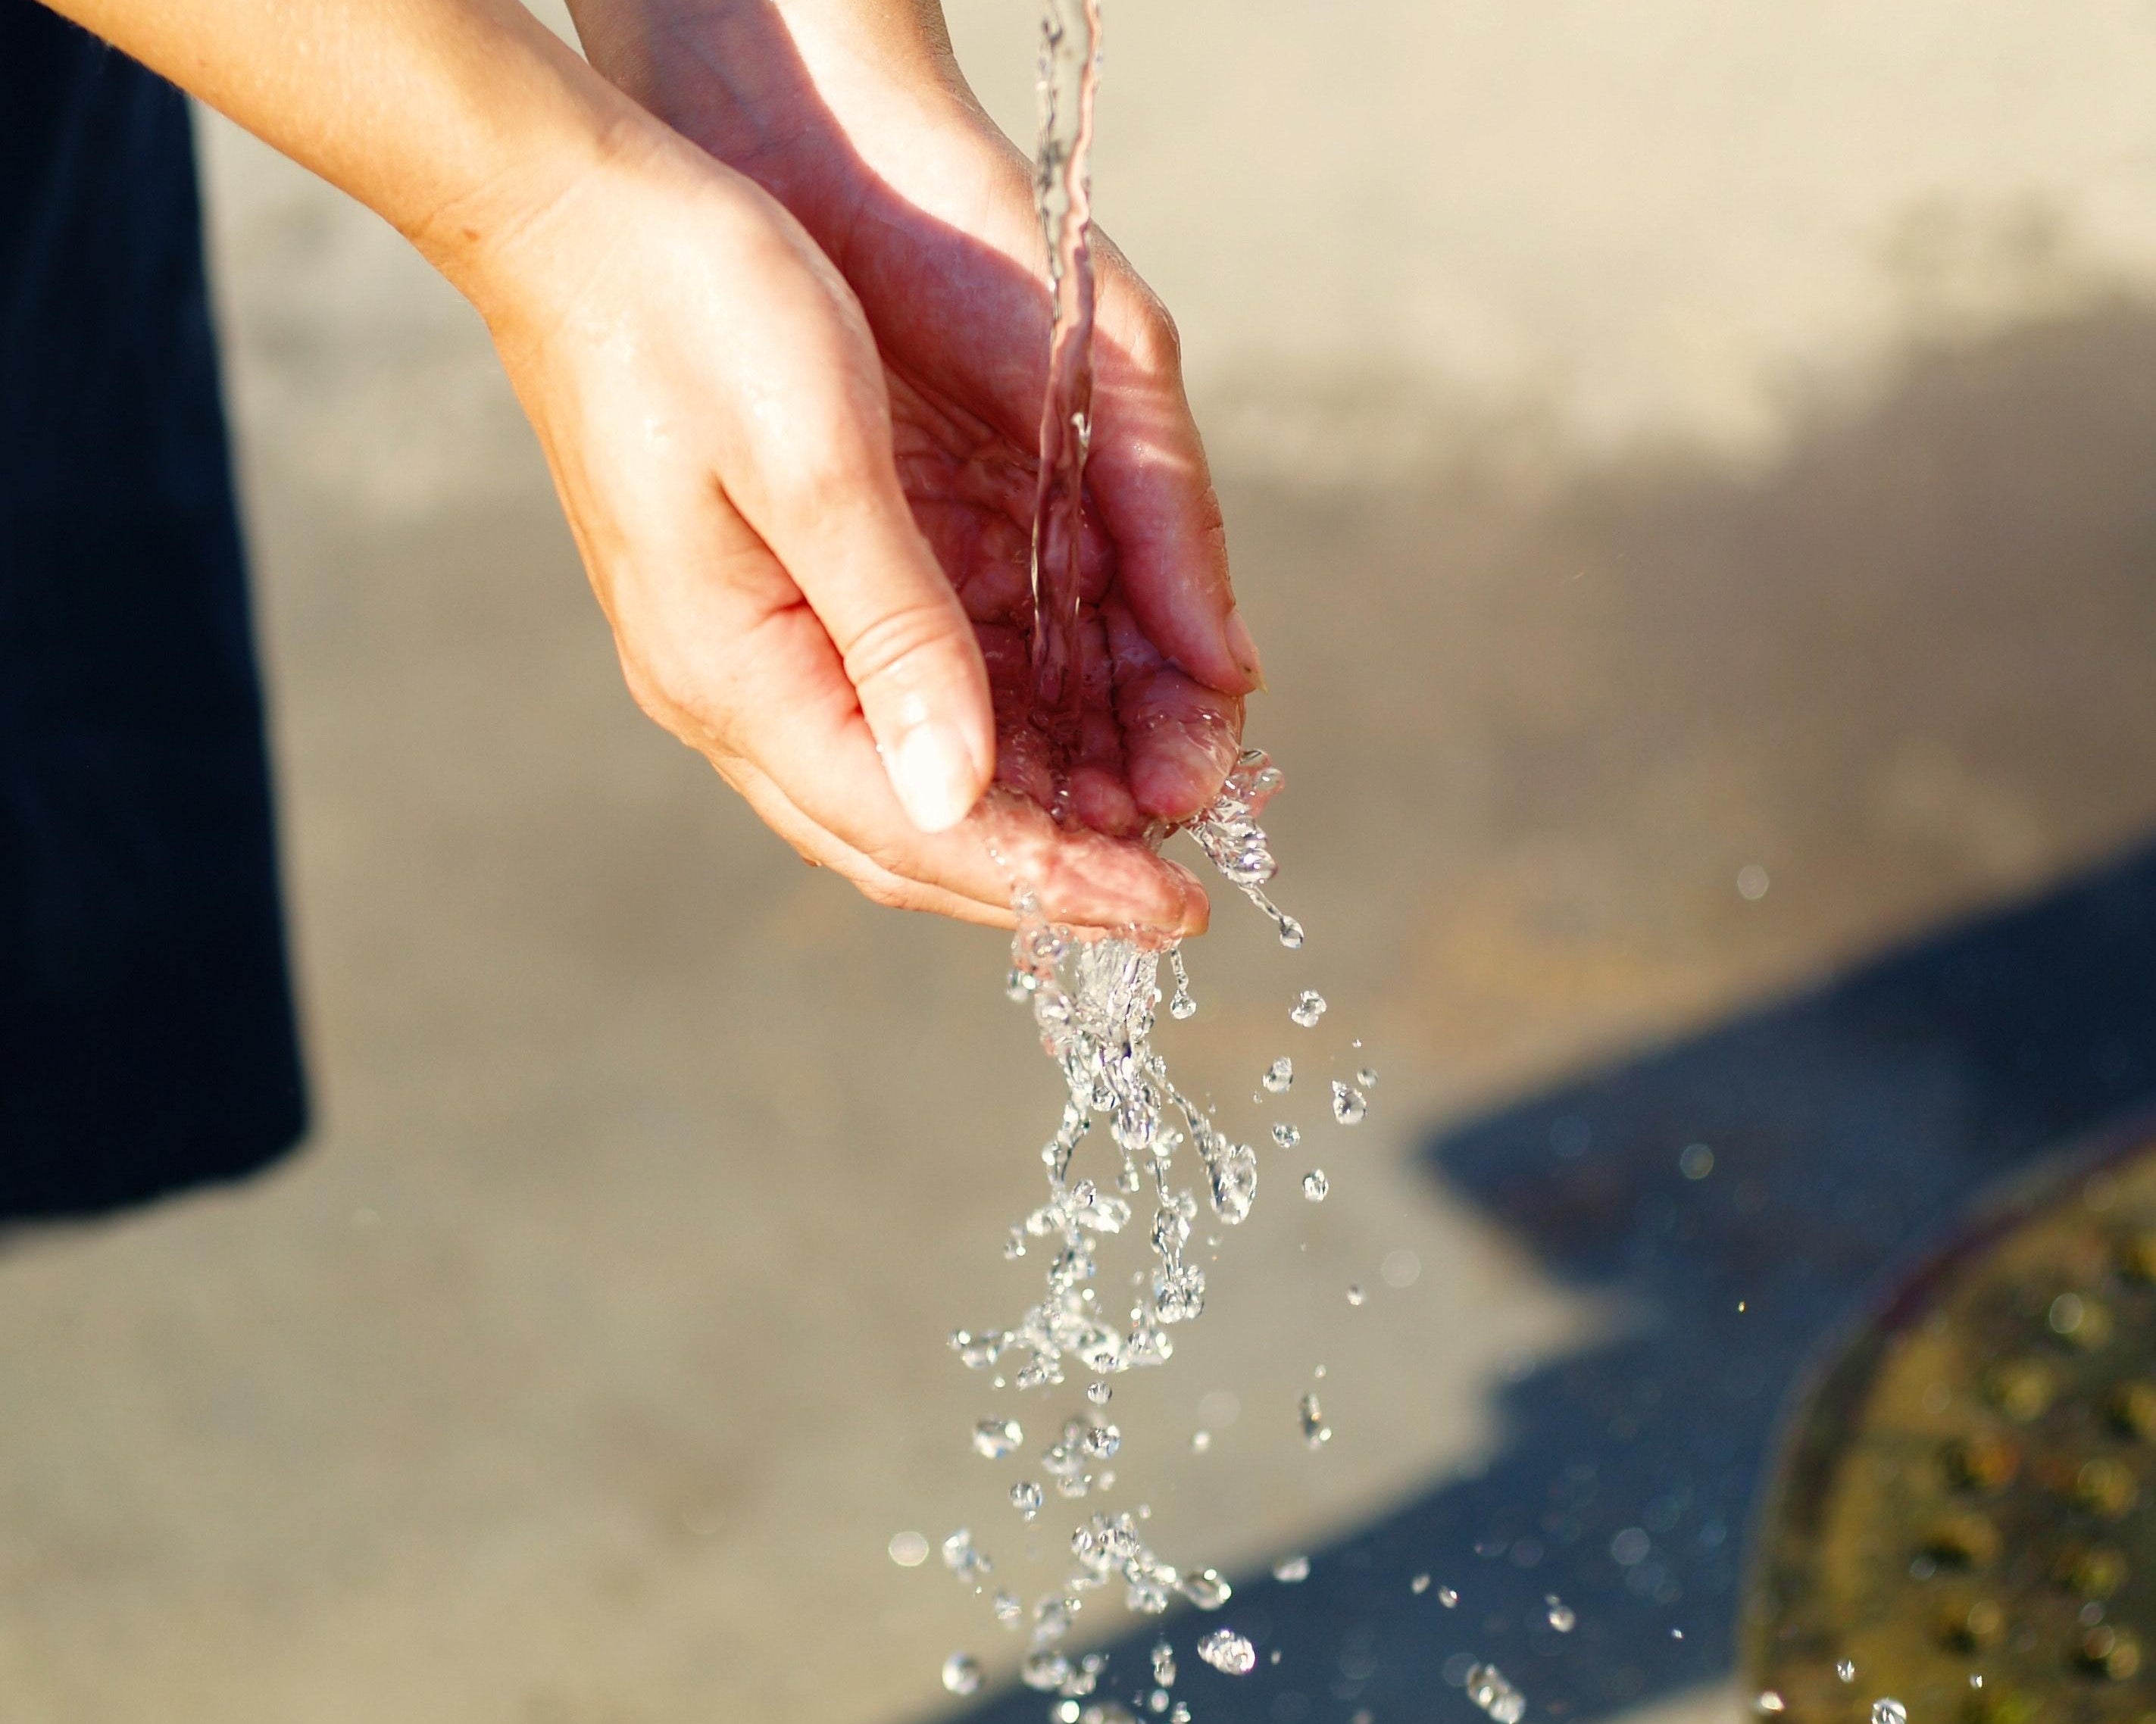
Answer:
xmin=42 ymin=0 xmax=655 ymax=307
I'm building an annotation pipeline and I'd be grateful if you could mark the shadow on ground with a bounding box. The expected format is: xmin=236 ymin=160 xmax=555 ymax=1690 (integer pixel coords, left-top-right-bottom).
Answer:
xmin=943 ymin=297 xmax=2156 ymax=1724
xmin=949 ymin=843 xmax=2156 ymax=1724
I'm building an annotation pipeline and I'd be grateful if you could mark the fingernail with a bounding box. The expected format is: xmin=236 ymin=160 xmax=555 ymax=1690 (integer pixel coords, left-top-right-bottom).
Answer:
xmin=888 ymin=721 xmax=983 ymax=833
xmin=1223 ymin=606 xmax=1266 ymax=690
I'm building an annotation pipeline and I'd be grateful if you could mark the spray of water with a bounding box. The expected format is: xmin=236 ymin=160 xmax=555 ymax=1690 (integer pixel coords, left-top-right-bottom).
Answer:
xmin=927 ymin=2 xmax=1382 ymax=1707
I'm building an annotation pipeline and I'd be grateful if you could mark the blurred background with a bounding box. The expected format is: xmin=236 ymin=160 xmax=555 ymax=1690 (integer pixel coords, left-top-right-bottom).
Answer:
xmin=8 ymin=2 xmax=2156 ymax=1719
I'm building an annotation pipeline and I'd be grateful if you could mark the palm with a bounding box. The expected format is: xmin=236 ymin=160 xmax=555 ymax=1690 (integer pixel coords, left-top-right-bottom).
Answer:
xmin=599 ymin=11 xmax=1254 ymax=836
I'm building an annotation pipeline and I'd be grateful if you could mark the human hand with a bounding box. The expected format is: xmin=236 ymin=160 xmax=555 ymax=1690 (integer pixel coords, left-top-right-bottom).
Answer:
xmin=465 ymin=124 xmax=1214 ymax=929
xmin=563 ymin=0 xmax=1263 ymax=920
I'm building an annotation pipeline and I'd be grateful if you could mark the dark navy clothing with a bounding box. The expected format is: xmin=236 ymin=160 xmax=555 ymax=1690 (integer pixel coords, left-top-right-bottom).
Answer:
xmin=0 ymin=2 xmax=305 ymax=1210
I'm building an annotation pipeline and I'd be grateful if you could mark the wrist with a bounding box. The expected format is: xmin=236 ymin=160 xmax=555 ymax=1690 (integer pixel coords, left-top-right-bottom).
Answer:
xmin=564 ymin=0 xmax=970 ymax=165
xmin=394 ymin=54 xmax=676 ymax=323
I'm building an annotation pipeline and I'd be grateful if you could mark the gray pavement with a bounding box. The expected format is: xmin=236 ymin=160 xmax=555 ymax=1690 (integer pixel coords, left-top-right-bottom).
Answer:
xmin=6 ymin=5 xmax=2156 ymax=1720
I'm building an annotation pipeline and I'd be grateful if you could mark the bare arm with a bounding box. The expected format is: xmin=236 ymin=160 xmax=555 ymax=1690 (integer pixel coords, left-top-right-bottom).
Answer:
xmin=36 ymin=0 xmax=1206 ymax=929
xmin=43 ymin=0 xmax=630 ymax=306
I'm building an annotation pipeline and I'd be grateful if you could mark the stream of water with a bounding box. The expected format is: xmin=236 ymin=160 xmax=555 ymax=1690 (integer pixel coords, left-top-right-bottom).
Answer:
xmin=916 ymin=6 xmax=1391 ymax=1718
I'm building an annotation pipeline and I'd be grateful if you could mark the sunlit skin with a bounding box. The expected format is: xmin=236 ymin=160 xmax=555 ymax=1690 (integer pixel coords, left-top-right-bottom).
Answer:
xmin=45 ymin=0 xmax=1260 ymax=933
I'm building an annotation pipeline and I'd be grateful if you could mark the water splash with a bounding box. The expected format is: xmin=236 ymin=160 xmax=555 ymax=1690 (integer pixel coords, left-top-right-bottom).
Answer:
xmin=974 ymin=1417 xmax=1023 ymax=1459
xmin=1467 ymin=1663 xmax=1527 ymax=1724
xmin=1195 ymin=1629 xmax=1258 ymax=1676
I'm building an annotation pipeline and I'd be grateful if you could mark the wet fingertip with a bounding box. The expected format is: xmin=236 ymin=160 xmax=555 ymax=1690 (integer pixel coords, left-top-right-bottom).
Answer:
xmin=1223 ymin=605 xmax=1265 ymax=692
xmin=1163 ymin=859 xmax=1210 ymax=937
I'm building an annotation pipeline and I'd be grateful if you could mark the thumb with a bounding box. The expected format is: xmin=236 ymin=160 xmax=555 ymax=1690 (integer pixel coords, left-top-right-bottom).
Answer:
xmin=748 ymin=440 xmax=995 ymax=835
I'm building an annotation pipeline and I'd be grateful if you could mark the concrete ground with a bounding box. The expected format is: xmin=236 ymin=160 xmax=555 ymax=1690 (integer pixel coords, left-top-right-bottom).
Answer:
xmin=8 ymin=4 xmax=2156 ymax=1720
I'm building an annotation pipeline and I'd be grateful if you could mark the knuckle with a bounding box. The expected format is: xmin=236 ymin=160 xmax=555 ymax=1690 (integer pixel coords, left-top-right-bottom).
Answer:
xmin=839 ymin=598 xmax=968 ymax=694
xmin=1133 ymin=298 xmax=1184 ymax=376
xmin=850 ymin=868 xmax=930 ymax=914
xmin=788 ymin=431 xmax=880 ymax=505
xmin=623 ymin=652 xmax=740 ymax=757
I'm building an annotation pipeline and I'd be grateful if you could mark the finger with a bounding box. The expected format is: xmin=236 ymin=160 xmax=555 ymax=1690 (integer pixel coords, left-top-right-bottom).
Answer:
xmin=716 ymin=252 xmax=997 ymax=835
xmin=1083 ymin=251 xmax=1263 ymax=696
xmin=711 ymin=585 xmax=1208 ymax=933
xmin=1104 ymin=598 xmax=1244 ymax=821
xmin=721 ymin=756 xmax=1018 ymax=926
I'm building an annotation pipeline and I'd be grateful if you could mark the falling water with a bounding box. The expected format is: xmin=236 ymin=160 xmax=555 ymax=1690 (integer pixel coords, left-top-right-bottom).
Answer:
xmin=921 ymin=2 xmax=1388 ymax=1710
xmin=1026 ymin=0 xmax=1104 ymax=736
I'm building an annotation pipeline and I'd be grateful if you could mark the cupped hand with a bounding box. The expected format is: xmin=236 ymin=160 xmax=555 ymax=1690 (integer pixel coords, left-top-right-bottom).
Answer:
xmin=561 ymin=0 xmax=1263 ymax=923
xmin=469 ymin=123 xmax=1206 ymax=929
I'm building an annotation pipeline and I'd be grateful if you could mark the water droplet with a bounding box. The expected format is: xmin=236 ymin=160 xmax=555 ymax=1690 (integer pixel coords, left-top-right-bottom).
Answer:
xmin=1302 ymin=1170 xmax=1330 ymax=1201
xmin=1290 ymin=990 xmax=1327 ymax=1029
xmin=1272 ymin=1122 xmax=1301 ymax=1150
xmin=1355 ymin=1067 xmax=1378 ymax=1088
xmin=1086 ymin=1380 xmax=1111 ymax=1405
xmin=1273 ymin=1554 xmax=1311 ymax=1582
xmin=1871 ymin=1703 xmax=1906 ymax=1724
xmin=1180 ymin=1567 xmax=1233 ymax=1609
xmin=1298 ymin=1391 xmax=1330 ymax=1448
xmin=1679 ymin=1143 xmax=1714 ymax=1179
xmin=1262 ymin=1057 xmax=1294 ymax=1094
xmin=1545 ymin=1594 xmax=1576 ymax=1632
xmin=943 ymin=1654 xmax=983 ymax=1695
xmin=1151 ymin=1641 xmax=1176 ymax=1686
xmin=1189 ymin=1429 xmax=1211 ymax=1454
xmin=973 ymin=1417 xmax=1023 ymax=1459
xmin=1082 ymin=1423 xmax=1120 ymax=1460
xmin=941 ymin=1529 xmax=992 ymax=1582
xmin=1011 ymin=1480 xmax=1043 ymax=1519
xmin=1754 ymin=1694 xmax=1786 ymax=1716
xmin=1195 ymin=1629 xmax=1258 ymax=1676
xmin=1411 ymin=1573 xmax=1430 ymax=1594
xmin=1466 ymin=1663 xmax=1526 ymax=1724
xmin=1346 ymin=1284 xmax=1366 ymax=1306
xmin=1021 ymin=1651 xmax=1073 ymax=1691
xmin=1439 ymin=1586 xmax=1460 ymax=1607
xmin=1276 ymin=915 xmax=1306 ymax=950
xmin=993 ymin=1588 xmax=1022 ymax=1626
xmin=888 ymin=1530 xmax=929 ymax=1567
xmin=1330 ymin=1079 xmax=1367 ymax=1125
xmin=1166 ymin=949 xmax=1197 ymax=1019
xmin=1836 ymin=1660 xmax=1857 ymax=1683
